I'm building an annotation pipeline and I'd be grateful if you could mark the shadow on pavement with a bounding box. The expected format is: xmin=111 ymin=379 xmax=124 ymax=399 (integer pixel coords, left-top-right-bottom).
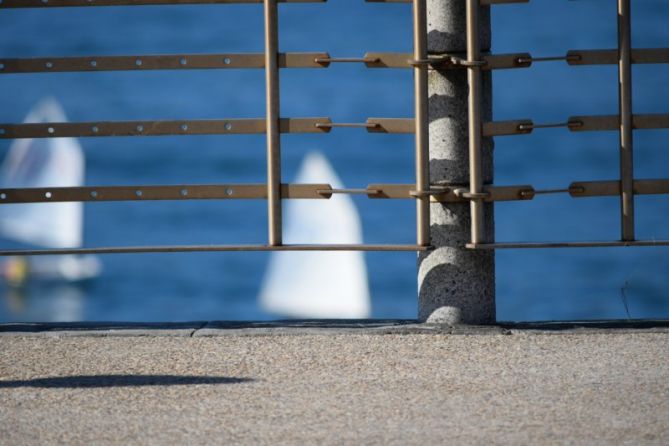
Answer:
xmin=0 ymin=375 xmax=254 ymax=388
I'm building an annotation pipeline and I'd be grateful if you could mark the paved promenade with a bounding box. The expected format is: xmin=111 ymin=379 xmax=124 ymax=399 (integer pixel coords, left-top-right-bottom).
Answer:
xmin=1 ymin=321 xmax=668 ymax=445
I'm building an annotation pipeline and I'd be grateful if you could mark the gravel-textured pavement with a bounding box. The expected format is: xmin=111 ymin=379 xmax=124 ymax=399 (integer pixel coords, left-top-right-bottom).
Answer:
xmin=1 ymin=324 xmax=668 ymax=445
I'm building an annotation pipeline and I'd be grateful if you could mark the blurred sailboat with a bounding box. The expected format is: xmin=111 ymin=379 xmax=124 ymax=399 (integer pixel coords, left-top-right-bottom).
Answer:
xmin=0 ymin=98 xmax=101 ymax=286
xmin=259 ymin=151 xmax=371 ymax=318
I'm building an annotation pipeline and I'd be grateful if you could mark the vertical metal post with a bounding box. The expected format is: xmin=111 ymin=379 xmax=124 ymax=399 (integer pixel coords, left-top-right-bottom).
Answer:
xmin=466 ymin=0 xmax=484 ymax=245
xmin=618 ymin=0 xmax=635 ymax=241
xmin=264 ymin=0 xmax=282 ymax=246
xmin=414 ymin=0 xmax=430 ymax=246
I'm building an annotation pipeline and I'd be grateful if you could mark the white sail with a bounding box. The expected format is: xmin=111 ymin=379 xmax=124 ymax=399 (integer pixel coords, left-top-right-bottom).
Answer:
xmin=259 ymin=151 xmax=371 ymax=319
xmin=0 ymin=98 xmax=84 ymax=248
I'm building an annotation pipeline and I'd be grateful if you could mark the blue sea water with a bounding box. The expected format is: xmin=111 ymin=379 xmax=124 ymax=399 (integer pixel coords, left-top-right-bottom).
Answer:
xmin=0 ymin=0 xmax=667 ymax=322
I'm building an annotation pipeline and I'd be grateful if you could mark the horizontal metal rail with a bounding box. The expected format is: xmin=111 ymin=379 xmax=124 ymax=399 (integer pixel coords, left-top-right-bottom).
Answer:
xmin=0 ymin=118 xmax=329 ymax=138
xmin=0 ymin=183 xmax=535 ymax=203
xmin=0 ymin=184 xmax=331 ymax=203
xmin=0 ymin=245 xmax=432 ymax=256
xmin=569 ymin=114 xmax=669 ymax=132
xmin=514 ymin=54 xmax=581 ymax=65
xmin=315 ymin=118 xmax=414 ymax=133
xmin=2 ymin=180 xmax=666 ymax=205
xmin=0 ymin=53 xmax=329 ymax=74
xmin=314 ymin=56 xmax=381 ymax=65
xmin=0 ymin=117 xmax=416 ymax=138
xmin=0 ymin=52 xmax=533 ymax=73
xmin=501 ymin=49 xmax=669 ymax=67
xmin=0 ymin=0 xmax=324 ymax=8
xmin=366 ymin=184 xmax=535 ymax=202
xmin=570 ymin=179 xmax=669 ymax=198
xmin=483 ymin=114 xmax=669 ymax=136
xmin=468 ymin=240 xmax=669 ymax=249
xmin=567 ymin=48 xmax=669 ymax=66
xmin=366 ymin=52 xmax=530 ymax=70
xmin=483 ymin=119 xmax=581 ymax=136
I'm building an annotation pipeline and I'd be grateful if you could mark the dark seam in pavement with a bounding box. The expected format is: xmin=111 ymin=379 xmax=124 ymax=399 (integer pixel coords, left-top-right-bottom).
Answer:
xmin=189 ymin=322 xmax=208 ymax=337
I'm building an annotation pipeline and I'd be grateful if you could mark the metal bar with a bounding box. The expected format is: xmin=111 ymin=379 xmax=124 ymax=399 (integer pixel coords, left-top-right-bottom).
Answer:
xmin=0 ymin=52 xmax=530 ymax=73
xmin=11 ymin=179 xmax=665 ymax=205
xmin=0 ymin=53 xmax=330 ymax=74
xmin=366 ymin=0 xmax=528 ymax=5
xmin=0 ymin=245 xmax=432 ymax=256
xmin=567 ymin=48 xmax=669 ymax=66
xmin=483 ymin=120 xmax=586 ymax=136
xmin=618 ymin=0 xmax=635 ymax=241
xmin=517 ymin=54 xmax=580 ymax=64
xmin=413 ymin=0 xmax=429 ymax=246
xmin=316 ymin=188 xmax=380 ymax=196
xmin=363 ymin=52 xmax=530 ymax=70
xmin=0 ymin=183 xmax=544 ymax=203
xmin=467 ymin=240 xmax=669 ymax=249
xmin=315 ymin=122 xmax=378 ymax=129
xmin=264 ymin=0 xmax=281 ymax=246
xmin=362 ymin=53 xmax=414 ymax=68
xmin=483 ymin=53 xmax=532 ymax=70
xmin=367 ymin=184 xmax=534 ymax=202
xmin=466 ymin=0 xmax=484 ymax=244
xmin=525 ymin=122 xmax=575 ymax=130
xmin=483 ymin=120 xmax=533 ymax=136
xmin=569 ymin=179 xmax=669 ymax=198
xmin=312 ymin=118 xmax=414 ymax=133
xmin=420 ymin=53 xmax=530 ymax=70
xmin=313 ymin=57 xmax=380 ymax=65
xmin=568 ymin=114 xmax=669 ymax=132
xmin=0 ymin=184 xmax=332 ymax=204
xmin=0 ymin=0 xmax=324 ymax=8
xmin=366 ymin=118 xmax=415 ymax=133
xmin=0 ymin=118 xmax=332 ymax=139
xmin=486 ymin=114 xmax=669 ymax=136
xmin=532 ymin=188 xmax=572 ymax=195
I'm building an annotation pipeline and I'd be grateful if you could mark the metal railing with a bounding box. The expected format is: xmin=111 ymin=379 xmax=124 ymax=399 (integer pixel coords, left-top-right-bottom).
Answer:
xmin=0 ymin=0 xmax=435 ymax=255
xmin=459 ymin=0 xmax=669 ymax=249
xmin=1 ymin=0 xmax=668 ymax=256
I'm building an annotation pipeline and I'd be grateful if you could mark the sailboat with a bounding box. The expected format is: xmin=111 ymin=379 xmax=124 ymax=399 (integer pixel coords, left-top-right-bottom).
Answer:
xmin=259 ymin=151 xmax=371 ymax=319
xmin=0 ymin=98 xmax=101 ymax=286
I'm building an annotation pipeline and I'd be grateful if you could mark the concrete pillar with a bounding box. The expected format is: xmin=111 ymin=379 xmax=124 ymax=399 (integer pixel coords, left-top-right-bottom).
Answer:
xmin=417 ymin=0 xmax=495 ymax=324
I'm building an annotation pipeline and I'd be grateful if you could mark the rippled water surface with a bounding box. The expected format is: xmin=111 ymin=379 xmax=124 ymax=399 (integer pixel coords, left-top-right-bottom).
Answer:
xmin=0 ymin=0 xmax=668 ymax=322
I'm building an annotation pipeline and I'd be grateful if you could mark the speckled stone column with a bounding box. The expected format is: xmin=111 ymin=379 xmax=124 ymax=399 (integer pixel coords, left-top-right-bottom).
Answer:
xmin=418 ymin=0 xmax=495 ymax=324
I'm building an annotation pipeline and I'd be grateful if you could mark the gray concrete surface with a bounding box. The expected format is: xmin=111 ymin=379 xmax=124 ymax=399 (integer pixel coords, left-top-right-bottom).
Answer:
xmin=419 ymin=0 xmax=495 ymax=324
xmin=1 ymin=322 xmax=668 ymax=445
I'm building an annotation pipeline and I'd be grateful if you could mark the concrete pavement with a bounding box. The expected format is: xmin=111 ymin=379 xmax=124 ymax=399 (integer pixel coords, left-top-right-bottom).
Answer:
xmin=1 ymin=321 xmax=668 ymax=445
